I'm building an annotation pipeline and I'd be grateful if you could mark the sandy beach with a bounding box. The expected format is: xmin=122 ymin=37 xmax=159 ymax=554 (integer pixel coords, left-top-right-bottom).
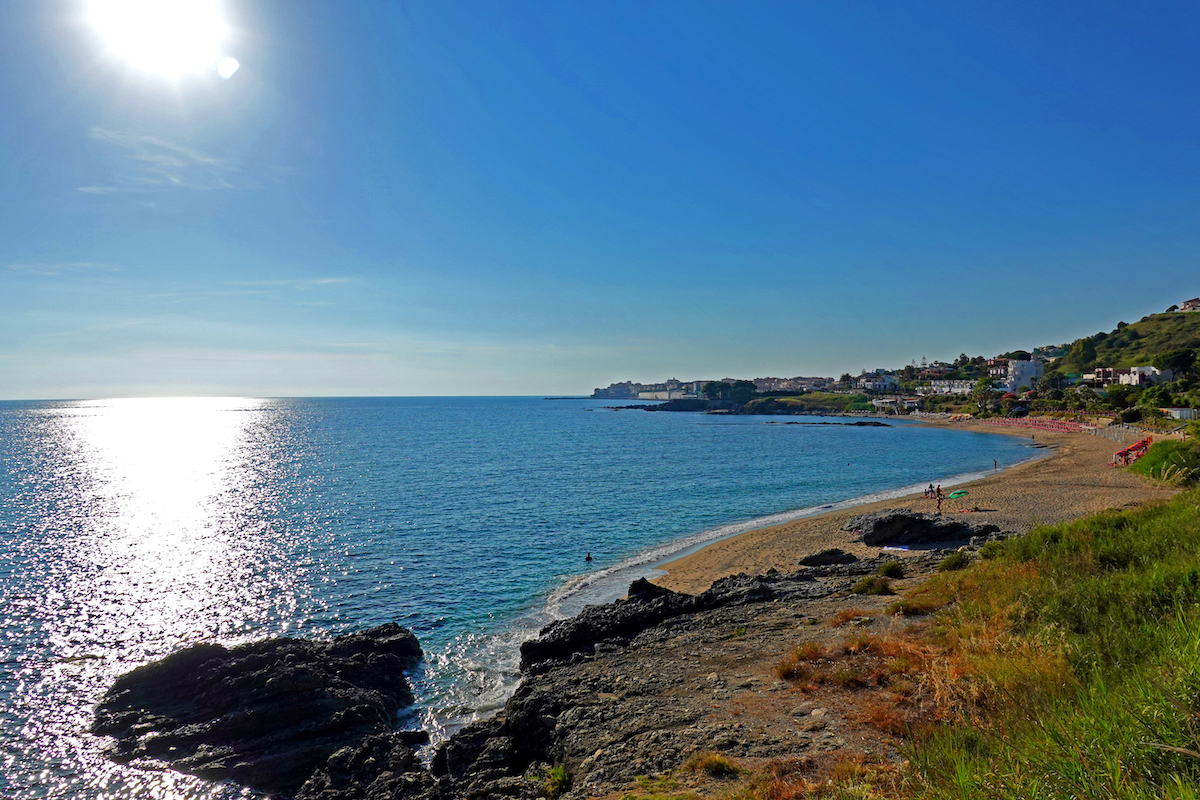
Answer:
xmin=653 ymin=422 xmax=1179 ymax=595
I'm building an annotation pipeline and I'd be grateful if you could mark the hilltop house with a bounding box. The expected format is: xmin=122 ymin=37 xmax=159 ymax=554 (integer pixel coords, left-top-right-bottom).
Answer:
xmin=856 ymin=371 xmax=899 ymax=392
xmin=1179 ymin=297 xmax=1200 ymax=312
xmin=1085 ymin=366 xmax=1174 ymax=386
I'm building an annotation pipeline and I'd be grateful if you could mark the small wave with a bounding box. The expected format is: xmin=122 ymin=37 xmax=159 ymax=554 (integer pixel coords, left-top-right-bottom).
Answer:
xmin=412 ymin=445 xmax=1048 ymax=746
xmin=541 ymin=449 xmax=1048 ymax=619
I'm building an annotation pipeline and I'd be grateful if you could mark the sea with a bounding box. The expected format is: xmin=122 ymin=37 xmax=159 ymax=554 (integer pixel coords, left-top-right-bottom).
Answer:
xmin=0 ymin=396 xmax=1036 ymax=798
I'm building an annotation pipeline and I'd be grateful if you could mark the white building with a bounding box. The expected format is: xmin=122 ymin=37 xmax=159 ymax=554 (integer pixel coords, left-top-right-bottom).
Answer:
xmin=1121 ymin=366 xmax=1172 ymax=386
xmin=920 ymin=380 xmax=975 ymax=396
xmin=1002 ymin=360 xmax=1044 ymax=393
xmin=856 ymin=373 xmax=899 ymax=392
xmin=1084 ymin=366 xmax=1174 ymax=386
xmin=636 ymin=390 xmax=695 ymax=400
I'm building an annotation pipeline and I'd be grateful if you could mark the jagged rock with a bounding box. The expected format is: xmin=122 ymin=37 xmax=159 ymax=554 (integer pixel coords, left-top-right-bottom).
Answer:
xmin=92 ymin=623 xmax=423 ymax=797
xmin=519 ymin=572 xmax=830 ymax=672
xmin=842 ymin=509 xmax=1002 ymax=545
xmin=798 ymin=548 xmax=858 ymax=566
xmin=296 ymin=734 xmax=437 ymax=800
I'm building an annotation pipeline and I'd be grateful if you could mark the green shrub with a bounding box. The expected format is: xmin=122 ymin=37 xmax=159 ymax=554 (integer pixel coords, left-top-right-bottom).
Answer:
xmin=542 ymin=764 xmax=570 ymax=798
xmin=936 ymin=551 xmax=970 ymax=572
xmin=978 ymin=540 xmax=1006 ymax=560
xmin=852 ymin=576 xmax=895 ymax=595
xmin=877 ymin=560 xmax=905 ymax=578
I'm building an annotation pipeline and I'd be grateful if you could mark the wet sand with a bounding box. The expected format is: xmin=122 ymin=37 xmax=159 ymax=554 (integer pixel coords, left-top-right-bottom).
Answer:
xmin=653 ymin=422 xmax=1177 ymax=595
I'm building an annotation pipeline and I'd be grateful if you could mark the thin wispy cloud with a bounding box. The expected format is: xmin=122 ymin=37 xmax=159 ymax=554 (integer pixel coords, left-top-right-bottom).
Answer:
xmin=80 ymin=128 xmax=237 ymax=194
xmin=226 ymin=277 xmax=353 ymax=290
xmin=6 ymin=262 xmax=120 ymax=277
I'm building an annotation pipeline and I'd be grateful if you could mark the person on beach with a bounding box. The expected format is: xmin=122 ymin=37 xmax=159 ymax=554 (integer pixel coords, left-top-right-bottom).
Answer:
xmin=994 ymin=459 xmax=998 ymax=469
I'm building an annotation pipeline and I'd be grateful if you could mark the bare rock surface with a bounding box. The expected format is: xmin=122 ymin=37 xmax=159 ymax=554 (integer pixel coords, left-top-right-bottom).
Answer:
xmin=98 ymin=559 xmax=939 ymax=799
xmin=842 ymin=508 xmax=1004 ymax=545
xmin=300 ymin=564 xmax=933 ymax=800
xmin=92 ymin=623 xmax=423 ymax=796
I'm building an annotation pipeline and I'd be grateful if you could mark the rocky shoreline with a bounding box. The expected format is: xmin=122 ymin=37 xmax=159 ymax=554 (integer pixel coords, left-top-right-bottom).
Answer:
xmin=92 ymin=524 xmax=975 ymax=800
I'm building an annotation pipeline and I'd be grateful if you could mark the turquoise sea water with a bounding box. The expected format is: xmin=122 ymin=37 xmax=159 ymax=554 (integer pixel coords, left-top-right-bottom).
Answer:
xmin=0 ymin=396 xmax=1035 ymax=798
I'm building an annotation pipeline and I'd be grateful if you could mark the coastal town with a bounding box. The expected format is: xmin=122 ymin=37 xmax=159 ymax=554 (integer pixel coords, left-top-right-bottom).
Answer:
xmin=592 ymin=297 xmax=1200 ymax=422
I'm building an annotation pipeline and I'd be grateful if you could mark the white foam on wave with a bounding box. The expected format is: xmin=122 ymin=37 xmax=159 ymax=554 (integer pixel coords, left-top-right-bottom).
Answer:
xmin=542 ymin=449 xmax=1048 ymax=618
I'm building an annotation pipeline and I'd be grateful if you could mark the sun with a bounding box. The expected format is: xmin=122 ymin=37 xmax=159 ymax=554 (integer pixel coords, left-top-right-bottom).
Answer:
xmin=87 ymin=0 xmax=238 ymax=79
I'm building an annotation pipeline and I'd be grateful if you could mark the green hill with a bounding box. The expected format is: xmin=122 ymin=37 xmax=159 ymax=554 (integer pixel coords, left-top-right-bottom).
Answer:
xmin=1053 ymin=311 xmax=1200 ymax=373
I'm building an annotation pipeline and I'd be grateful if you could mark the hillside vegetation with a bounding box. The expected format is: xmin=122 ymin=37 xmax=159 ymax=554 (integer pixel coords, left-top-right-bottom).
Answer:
xmin=900 ymin=484 xmax=1200 ymax=799
xmin=741 ymin=393 xmax=872 ymax=414
xmin=1053 ymin=311 xmax=1200 ymax=373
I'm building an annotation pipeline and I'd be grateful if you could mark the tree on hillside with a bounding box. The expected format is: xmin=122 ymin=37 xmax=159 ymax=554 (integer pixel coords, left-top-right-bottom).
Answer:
xmin=1063 ymin=337 xmax=1098 ymax=371
xmin=730 ymin=380 xmax=756 ymax=405
xmin=703 ymin=381 xmax=730 ymax=401
xmin=1152 ymin=350 xmax=1197 ymax=378
xmin=1105 ymin=385 xmax=1137 ymax=409
xmin=1001 ymin=350 xmax=1032 ymax=361
xmin=973 ymin=377 xmax=998 ymax=413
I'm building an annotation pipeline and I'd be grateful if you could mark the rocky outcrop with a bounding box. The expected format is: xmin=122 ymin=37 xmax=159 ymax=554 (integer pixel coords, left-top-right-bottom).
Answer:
xmin=97 ymin=562 xmax=916 ymax=799
xmin=92 ymin=623 xmax=423 ymax=797
xmin=299 ymin=570 xmax=851 ymax=800
xmin=798 ymin=548 xmax=859 ymax=566
xmin=842 ymin=509 xmax=1004 ymax=545
xmin=519 ymin=571 xmax=832 ymax=672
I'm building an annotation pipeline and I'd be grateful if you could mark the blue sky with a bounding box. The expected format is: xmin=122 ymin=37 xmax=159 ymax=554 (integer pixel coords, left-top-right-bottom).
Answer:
xmin=2 ymin=1 xmax=1198 ymax=398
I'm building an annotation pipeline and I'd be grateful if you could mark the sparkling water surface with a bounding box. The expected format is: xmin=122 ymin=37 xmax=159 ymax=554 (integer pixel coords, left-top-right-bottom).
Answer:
xmin=0 ymin=396 xmax=1035 ymax=798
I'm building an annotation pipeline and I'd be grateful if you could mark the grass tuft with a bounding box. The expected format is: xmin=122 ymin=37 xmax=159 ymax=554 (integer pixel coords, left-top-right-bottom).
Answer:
xmin=852 ymin=576 xmax=895 ymax=595
xmin=935 ymin=551 xmax=969 ymax=572
xmin=877 ymin=560 xmax=905 ymax=579
xmin=682 ymin=751 xmax=745 ymax=779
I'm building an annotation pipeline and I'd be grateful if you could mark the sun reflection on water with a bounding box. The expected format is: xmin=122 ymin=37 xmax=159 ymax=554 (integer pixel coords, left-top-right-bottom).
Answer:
xmin=0 ymin=397 xmax=304 ymax=799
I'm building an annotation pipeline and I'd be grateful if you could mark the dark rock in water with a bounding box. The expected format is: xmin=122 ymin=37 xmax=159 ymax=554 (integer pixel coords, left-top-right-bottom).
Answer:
xmin=519 ymin=580 xmax=692 ymax=672
xmin=842 ymin=509 xmax=1002 ymax=545
xmin=92 ymin=623 xmax=423 ymax=797
xmin=798 ymin=548 xmax=859 ymax=566
xmin=296 ymin=734 xmax=437 ymax=800
xmin=305 ymin=571 xmax=844 ymax=800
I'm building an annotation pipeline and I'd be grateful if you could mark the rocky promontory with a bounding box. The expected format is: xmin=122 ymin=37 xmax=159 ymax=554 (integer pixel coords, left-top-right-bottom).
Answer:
xmin=95 ymin=543 xmax=966 ymax=799
xmin=91 ymin=623 xmax=424 ymax=796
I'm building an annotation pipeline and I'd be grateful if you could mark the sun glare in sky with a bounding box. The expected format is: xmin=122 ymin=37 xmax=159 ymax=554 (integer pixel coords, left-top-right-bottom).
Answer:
xmin=87 ymin=0 xmax=236 ymax=78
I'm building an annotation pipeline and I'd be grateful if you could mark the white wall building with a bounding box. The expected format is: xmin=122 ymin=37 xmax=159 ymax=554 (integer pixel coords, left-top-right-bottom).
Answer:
xmin=920 ymin=380 xmax=975 ymax=395
xmin=857 ymin=373 xmax=899 ymax=392
xmin=1121 ymin=366 xmax=1173 ymax=386
xmin=1002 ymin=360 xmax=1044 ymax=393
